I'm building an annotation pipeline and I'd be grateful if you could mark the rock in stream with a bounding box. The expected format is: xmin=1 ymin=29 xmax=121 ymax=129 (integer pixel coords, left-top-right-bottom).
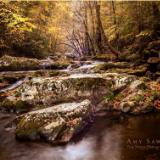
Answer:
xmin=0 ymin=72 xmax=159 ymax=145
xmin=16 ymin=99 xmax=92 ymax=144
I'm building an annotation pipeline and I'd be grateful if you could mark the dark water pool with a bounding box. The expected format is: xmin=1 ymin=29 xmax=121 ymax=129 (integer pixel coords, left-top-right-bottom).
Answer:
xmin=0 ymin=112 xmax=160 ymax=160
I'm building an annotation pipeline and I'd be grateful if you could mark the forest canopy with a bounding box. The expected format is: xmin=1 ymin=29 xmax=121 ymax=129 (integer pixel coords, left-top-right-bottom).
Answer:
xmin=0 ymin=1 xmax=160 ymax=60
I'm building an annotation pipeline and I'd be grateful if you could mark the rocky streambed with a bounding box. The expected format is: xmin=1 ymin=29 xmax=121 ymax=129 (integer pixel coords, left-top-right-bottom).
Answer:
xmin=0 ymin=71 xmax=160 ymax=144
xmin=0 ymin=58 xmax=160 ymax=159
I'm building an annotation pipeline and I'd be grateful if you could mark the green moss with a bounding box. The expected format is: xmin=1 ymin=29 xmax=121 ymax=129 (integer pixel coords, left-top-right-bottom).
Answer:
xmin=0 ymin=99 xmax=32 ymax=113
xmin=16 ymin=119 xmax=41 ymax=140
xmin=105 ymin=91 xmax=115 ymax=102
xmin=94 ymin=63 xmax=114 ymax=71
xmin=124 ymin=65 xmax=148 ymax=76
xmin=15 ymin=100 xmax=32 ymax=113
xmin=71 ymin=78 xmax=111 ymax=91
xmin=126 ymin=54 xmax=141 ymax=61
xmin=94 ymin=61 xmax=130 ymax=73
xmin=118 ymin=52 xmax=131 ymax=61
xmin=0 ymin=99 xmax=14 ymax=109
xmin=143 ymin=49 xmax=151 ymax=57
xmin=0 ymin=55 xmax=41 ymax=71
xmin=92 ymin=54 xmax=117 ymax=61
xmin=51 ymin=59 xmax=70 ymax=69
xmin=48 ymin=71 xmax=69 ymax=77
xmin=16 ymin=113 xmax=64 ymax=140
xmin=151 ymin=90 xmax=160 ymax=99
xmin=0 ymin=77 xmax=4 ymax=83
xmin=75 ymin=78 xmax=96 ymax=90
xmin=115 ymin=92 xmax=125 ymax=100
xmin=134 ymin=94 xmax=144 ymax=102
xmin=31 ymin=70 xmax=69 ymax=78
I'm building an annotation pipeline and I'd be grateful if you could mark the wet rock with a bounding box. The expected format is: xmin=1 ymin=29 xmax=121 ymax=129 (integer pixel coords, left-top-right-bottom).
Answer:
xmin=129 ymin=80 xmax=146 ymax=90
xmin=125 ymin=53 xmax=141 ymax=62
xmin=108 ymin=73 xmax=136 ymax=90
xmin=0 ymin=55 xmax=70 ymax=71
xmin=16 ymin=100 xmax=92 ymax=144
xmin=67 ymin=63 xmax=81 ymax=71
xmin=72 ymin=61 xmax=105 ymax=74
xmin=1 ymin=74 xmax=113 ymax=110
xmin=93 ymin=62 xmax=130 ymax=72
xmin=0 ymin=99 xmax=32 ymax=113
xmin=2 ymin=72 xmax=158 ymax=115
xmin=126 ymin=64 xmax=148 ymax=76
xmin=92 ymin=54 xmax=117 ymax=62
xmin=112 ymin=80 xmax=160 ymax=114
xmin=120 ymin=101 xmax=135 ymax=113
xmin=0 ymin=73 xmax=138 ymax=113
xmin=94 ymin=62 xmax=149 ymax=77
xmin=0 ymin=55 xmax=41 ymax=71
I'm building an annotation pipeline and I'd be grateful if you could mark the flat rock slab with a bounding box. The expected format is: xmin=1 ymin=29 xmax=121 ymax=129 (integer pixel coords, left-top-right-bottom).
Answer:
xmin=1 ymin=74 xmax=111 ymax=107
xmin=0 ymin=73 xmax=137 ymax=113
xmin=16 ymin=99 xmax=92 ymax=144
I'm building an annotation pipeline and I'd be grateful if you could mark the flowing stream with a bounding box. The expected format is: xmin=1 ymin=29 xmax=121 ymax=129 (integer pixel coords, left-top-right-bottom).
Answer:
xmin=0 ymin=112 xmax=160 ymax=160
xmin=0 ymin=60 xmax=160 ymax=160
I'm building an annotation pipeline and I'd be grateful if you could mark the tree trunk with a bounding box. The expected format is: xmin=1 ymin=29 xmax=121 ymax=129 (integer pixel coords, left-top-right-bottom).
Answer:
xmin=88 ymin=2 xmax=96 ymax=56
xmin=152 ymin=2 xmax=160 ymax=34
xmin=111 ymin=1 xmax=119 ymax=49
xmin=83 ymin=2 xmax=96 ymax=56
xmin=94 ymin=2 xmax=119 ymax=55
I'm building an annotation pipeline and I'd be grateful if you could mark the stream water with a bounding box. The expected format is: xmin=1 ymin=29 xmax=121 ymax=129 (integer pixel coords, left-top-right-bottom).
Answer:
xmin=0 ymin=112 xmax=160 ymax=160
xmin=0 ymin=60 xmax=160 ymax=160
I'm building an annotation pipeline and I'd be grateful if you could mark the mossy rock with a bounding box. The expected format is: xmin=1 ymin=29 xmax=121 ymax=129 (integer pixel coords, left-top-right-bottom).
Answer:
xmin=70 ymin=77 xmax=112 ymax=91
xmin=118 ymin=52 xmax=141 ymax=62
xmin=31 ymin=70 xmax=69 ymax=78
xmin=104 ymin=90 xmax=115 ymax=104
xmin=92 ymin=54 xmax=117 ymax=62
xmin=0 ymin=99 xmax=32 ymax=113
xmin=94 ymin=62 xmax=130 ymax=72
xmin=50 ymin=59 xmax=70 ymax=69
xmin=0 ymin=55 xmax=41 ymax=71
xmin=16 ymin=119 xmax=42 ymax=140
xmin=94 ymin=63 xmax=115 ymax=72
xmin=114 ymin=62 xmax=130 ymax=68
xmin=127 ymin=65 xmax=148 ymax=76
xmin=131 ymin=90 xmax=158 ymax=114
xmin=126 ymin=54 xmax=141 ymax=62
xmin=15 ymin=100 xmax=91 ymax=143
xmin=118 ymin=52 xmax=130 ymax=61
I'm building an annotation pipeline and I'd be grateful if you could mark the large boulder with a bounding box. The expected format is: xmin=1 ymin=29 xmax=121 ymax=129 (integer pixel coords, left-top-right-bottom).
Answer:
xmin=2 ymin=72 xmax=157 ymax=115
xmin=0 ymin=73 xmax=137 ymax=113
xmin=94 ymin=61 xmax=149 ymax=77
xmin=0 ymin=55 xmax=41 ymax=71
xmin=0 ymin=74 xmax=113 ymax=112
xmin=0 ymin=55 xmax=70 ymax=71
xmin=15 ymin=99 xmax=92 ymax=144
